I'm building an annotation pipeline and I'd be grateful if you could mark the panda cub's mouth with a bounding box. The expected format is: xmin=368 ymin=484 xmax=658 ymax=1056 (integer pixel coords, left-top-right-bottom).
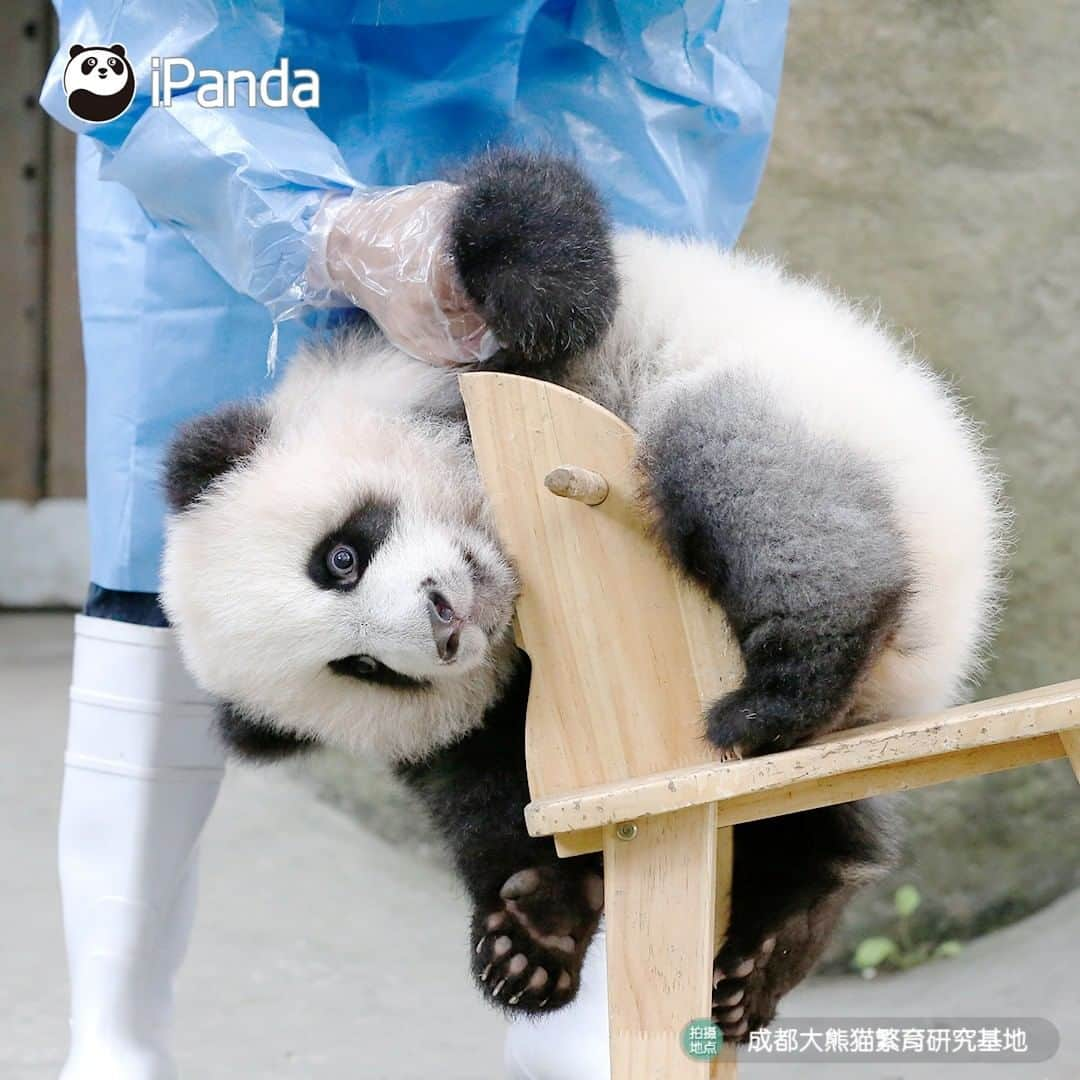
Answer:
xmin=328 ymin=654 xmax=431 ymax=690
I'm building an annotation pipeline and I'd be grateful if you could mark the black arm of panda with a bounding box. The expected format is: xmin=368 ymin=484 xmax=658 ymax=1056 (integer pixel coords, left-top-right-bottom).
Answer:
xmin=395 ymin=648 xmax=604 ymax=1014
xmin=449 ymin=149 xmax=618 ymax=385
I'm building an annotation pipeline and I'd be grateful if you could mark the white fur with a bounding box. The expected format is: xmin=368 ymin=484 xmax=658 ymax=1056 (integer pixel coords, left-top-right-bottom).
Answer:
xmin=564 ymin=232 xmax=1007 ymax=720
xmin=162 ymin=335 xmax=519 ymax=763
xmin=163 ymin=234 xmax=1005 ymax=763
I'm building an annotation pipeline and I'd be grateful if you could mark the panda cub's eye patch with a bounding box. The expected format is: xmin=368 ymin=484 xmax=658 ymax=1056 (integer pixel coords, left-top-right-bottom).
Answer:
xmin=108 ymin=57 xmax=122 ymax=71
xmin=307 ymin=497 xmax=396 ymax=592
xmin=81 ymin=57 xmax=97 ymax=74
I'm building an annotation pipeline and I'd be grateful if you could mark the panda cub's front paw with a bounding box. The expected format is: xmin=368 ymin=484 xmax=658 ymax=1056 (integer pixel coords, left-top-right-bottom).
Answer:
xmin=471 ymin=865 xmax=603 ymax=1014
xmin=706 ymin=688 xmax=800 ymax=759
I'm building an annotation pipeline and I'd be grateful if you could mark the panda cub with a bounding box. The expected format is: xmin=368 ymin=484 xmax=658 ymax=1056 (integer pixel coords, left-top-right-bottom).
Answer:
xmin=162 ymin=152 xmax=1005 ymax=1039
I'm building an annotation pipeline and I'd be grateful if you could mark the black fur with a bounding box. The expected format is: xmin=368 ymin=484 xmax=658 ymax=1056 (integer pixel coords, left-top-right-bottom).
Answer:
xmin=450 ymin=149 xmax=617 ymax=381
xmin=163 ymin=401 xmax=270 ymax=511
xmin=715 ymin=800 xmax=898 ymax=1039
xmin=396 ymin=649 xmax=604 ymax=1013
xmin=637 ymin=371 xmax=911 ymax=758
xmin=217 ymin=702 xmax=319 ymax=761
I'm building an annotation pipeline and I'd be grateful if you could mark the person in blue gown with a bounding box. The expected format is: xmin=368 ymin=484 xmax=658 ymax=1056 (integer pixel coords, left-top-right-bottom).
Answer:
xmin=41 ymin=4 xmax=787 ymax=1077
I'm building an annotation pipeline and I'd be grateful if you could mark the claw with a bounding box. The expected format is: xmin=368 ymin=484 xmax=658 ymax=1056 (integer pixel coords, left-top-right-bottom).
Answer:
xmin=475 ymin=935 xmax=488 ymax=956
xmin=481 ymin=963 xmax=492 ymax=981
xmin=492 ymin=978 xmax=507 ymax=998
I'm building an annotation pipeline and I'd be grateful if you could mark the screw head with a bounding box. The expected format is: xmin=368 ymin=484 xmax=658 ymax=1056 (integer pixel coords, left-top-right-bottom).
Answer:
xmin=615 ymin=822 xmax=638 ymax=842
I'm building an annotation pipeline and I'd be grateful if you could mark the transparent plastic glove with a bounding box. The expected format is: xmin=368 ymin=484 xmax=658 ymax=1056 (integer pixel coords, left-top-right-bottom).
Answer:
xmin=312 ymin=181 xmax=499 ymax=366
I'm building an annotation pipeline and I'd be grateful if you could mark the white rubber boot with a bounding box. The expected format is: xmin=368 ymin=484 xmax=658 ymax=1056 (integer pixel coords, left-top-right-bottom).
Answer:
xmin=504 ymin=922 xmax=611 ymax=1079
xmin=59 ymin=615 xmax=225 ymax=1080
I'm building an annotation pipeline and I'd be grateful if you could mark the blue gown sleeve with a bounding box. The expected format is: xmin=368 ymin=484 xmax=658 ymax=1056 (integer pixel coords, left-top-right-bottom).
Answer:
xmin=40 ymin=1 xmax=358 ymax=317
xmin=518 ymin=0 xmax=789 ymax=243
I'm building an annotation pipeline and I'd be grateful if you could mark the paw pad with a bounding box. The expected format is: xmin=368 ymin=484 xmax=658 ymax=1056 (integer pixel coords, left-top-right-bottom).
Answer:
xmin=471 ymin=865 xmax=603 ymax=1014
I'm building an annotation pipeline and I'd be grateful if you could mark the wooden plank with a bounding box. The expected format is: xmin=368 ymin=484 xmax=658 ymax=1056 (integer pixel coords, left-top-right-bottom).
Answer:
xmin=46 ymin=121 xmax=85 ymax=497
xmin=604 ymin=805 xmax=727 ymax=1079
xmin=537 ymin=734 xmax=1065 ymax=857
xmin=0 ymin=1 xmax=50 ymax=499
xmin=460 ymin=372 xmax=743 ymax=803
xmin=525 ymin=679 xmax=1080 ymax=837
xmin=710 ymin=828 xmax=737 ymax=1078
xmin=1060 ymin=728 xmax=1080 ymax=782
xmin=710 ymin=734 xmax=1064 ymax=828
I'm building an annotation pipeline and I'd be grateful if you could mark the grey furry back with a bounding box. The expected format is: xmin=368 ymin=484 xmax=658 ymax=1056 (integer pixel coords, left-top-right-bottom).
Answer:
xmin=449 ymin=149 xmax=617 ymax=380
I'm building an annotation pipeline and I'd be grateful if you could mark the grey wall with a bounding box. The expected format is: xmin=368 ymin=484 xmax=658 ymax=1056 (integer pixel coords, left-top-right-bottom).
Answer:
xmin=740 ymin=0 xmax=1080 ymax=960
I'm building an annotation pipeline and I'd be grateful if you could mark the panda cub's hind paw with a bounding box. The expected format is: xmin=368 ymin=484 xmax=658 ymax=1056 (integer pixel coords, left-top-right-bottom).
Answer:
xmin=712 ymin=934 xmax=780 ymax=1042
xmin=472 ymin=865 xmax=603 ymax=1014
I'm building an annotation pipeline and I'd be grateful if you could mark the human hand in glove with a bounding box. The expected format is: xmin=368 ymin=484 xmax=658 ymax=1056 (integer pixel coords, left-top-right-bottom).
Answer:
xmin=313 ymin=181 xmax=499 ymax=366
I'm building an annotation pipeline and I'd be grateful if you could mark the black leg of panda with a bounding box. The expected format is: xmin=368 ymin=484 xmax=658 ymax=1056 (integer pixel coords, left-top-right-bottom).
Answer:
xmin=396 ymin=649 xmax=604 ymax=1015
xmin=714 ymin=799 xmax=900 ymax=1041
xmin=637 ymin=369 xmax=910 ymax=759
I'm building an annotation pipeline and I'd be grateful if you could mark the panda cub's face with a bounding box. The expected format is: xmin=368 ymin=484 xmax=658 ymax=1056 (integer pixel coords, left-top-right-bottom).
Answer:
xmin=161 ymin=345 xmax=520 ymax=762
xmin=303 ymin=488 xmax=510 ymax=689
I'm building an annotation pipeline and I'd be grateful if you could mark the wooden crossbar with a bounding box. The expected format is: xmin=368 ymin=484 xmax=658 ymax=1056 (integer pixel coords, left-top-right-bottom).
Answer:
xmin=525 ymin=681 xmax=1080 ymax=842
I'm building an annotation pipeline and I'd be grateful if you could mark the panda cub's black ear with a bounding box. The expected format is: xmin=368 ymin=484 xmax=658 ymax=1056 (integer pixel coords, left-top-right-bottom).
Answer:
xmin=109 ymin=44 xmax=126 ymax=58
xmin=69 ymin=44 xmax=86 ymax=59
xmin=449 ymin=148 xmax=618 ymax=381
xmin=163 ymin=401 xmax=270 ymax=511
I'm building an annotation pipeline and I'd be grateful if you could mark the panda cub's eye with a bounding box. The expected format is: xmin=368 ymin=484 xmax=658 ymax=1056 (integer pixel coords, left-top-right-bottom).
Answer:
xmin=82 ymin=57 xmax=97 ymax=74
xmin=108 ymin=57 xmax=122 ymax=71
xmin=327 ymin=543 xmax=358 ymax=579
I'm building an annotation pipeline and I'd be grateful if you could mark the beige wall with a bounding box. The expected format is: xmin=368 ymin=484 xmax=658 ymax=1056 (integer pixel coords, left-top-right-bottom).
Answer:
xmin=0 ymin=2 xmax=84 ymax=503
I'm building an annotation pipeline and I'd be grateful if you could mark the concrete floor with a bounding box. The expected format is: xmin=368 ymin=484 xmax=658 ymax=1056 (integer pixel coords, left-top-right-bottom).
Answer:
xmin=2 ymin=613 xmax=1077 ymax=1079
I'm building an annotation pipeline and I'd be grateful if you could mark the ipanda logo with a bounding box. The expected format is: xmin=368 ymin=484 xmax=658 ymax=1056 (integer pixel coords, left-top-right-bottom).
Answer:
xmin=150 ymin=58 xmax=320 ymax=109
xmin=63 ymin=44 xmax=136 ymax=123
xmin=63 ymin=42 xmax=320 ymax=124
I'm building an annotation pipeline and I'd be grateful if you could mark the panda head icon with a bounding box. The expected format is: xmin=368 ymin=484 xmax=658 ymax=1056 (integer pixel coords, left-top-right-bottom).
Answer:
xmin=63 ymin=44 xmax=135 ymax=124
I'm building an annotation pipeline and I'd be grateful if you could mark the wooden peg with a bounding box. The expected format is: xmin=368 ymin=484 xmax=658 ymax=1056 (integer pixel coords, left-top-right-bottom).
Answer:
xmin=544 ymin=464 xmax=610 ymax=505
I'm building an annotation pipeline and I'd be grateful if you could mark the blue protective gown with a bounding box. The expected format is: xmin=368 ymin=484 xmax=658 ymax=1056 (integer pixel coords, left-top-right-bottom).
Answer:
xmin=41 ymin=0 xmax=788 ymax=593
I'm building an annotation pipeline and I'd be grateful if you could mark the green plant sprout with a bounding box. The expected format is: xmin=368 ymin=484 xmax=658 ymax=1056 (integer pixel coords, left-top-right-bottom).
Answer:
xmin=852 ymin=885 xmax=963 ymax=977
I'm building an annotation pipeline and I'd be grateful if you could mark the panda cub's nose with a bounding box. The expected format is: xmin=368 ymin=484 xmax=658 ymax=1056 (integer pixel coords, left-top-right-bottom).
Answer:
xmin=427 ymin=590 xmax=461 ymax=662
